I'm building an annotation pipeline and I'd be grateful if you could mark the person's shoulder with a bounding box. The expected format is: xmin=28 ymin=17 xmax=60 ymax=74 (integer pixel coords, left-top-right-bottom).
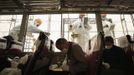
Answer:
xmin=114 ymin=45 xmax=124 ymax=51
xmin=70 ymin=42 xmax=82 ymax=50
xmin=71 ymin=42 xmax=80 ymax=47
xmin=114 ymin=45 xmax=123 ymax=49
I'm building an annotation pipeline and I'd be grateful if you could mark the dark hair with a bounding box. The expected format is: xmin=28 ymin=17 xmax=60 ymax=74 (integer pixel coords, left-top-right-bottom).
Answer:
xmin=104 ymin=36 xmax=114 ymax=44
xmin=56 ymin=38 xmax=67 ymax=46
xmin=126 ymin=35 xmax=131 ymax=43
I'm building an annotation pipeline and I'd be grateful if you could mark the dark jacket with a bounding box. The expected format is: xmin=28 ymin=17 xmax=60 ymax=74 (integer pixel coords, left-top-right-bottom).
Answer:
xmin=102 ymin=45 xmax=128 ymax=70
xmin=67 ymin=42 xmax=88 ymax=75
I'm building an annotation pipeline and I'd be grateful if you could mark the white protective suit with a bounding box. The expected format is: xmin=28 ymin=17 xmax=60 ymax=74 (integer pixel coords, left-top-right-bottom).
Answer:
xmin=117 ymin=36 xmax=129 ymax=48
xmin=70 ymin=16 xmax=91 ymax=53
xmin=87 ymin=33 xmax=102 ymax=54
xmin=102 ymin=19 xmax=115 ymax=37
xmin=9 ymin=25 xmax=43 ymax=40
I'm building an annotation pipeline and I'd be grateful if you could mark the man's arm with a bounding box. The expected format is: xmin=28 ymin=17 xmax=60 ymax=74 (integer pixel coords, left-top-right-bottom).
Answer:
xmin=72 ymin=44 xmax=87 ymax=63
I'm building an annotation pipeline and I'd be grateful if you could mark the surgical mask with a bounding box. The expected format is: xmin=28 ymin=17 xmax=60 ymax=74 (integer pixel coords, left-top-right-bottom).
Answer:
xmin=62 ymin=48 xmax=68 ymax=53
xmin=105 ymin=45 xmax=112 ymax=49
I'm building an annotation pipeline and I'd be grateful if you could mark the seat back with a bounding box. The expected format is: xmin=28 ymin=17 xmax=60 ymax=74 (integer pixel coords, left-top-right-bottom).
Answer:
xmin=0 ymin=38 xmax=7 ymax=56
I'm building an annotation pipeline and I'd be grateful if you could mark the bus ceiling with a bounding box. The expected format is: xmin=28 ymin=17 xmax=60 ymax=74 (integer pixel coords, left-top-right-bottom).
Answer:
xmin=0 ymin=0 xmax=134 ymax=14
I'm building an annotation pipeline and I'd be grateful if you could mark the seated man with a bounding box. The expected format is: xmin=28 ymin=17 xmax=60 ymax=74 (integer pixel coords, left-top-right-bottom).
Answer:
xmin=55 ymin=38 xmax=88 ymax=75
xmin=101 ymin=36 xmax=130 ymax=75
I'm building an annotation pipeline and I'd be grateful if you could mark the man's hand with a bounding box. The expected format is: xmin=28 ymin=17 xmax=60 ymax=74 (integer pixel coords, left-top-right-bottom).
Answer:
xmin=102 ymin=62 xmax=110 ymax=69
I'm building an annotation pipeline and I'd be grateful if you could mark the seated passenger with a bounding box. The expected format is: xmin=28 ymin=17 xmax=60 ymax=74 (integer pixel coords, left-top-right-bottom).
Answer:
xmin=101 ymin=36 xmax=129 ymax=75
xmin=55 ymin=38 xmax=88 ymax=75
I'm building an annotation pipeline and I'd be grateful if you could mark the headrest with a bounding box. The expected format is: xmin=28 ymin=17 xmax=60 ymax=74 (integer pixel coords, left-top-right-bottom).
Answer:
xmin=0 ymin=38 xmax=7 ymax=49
xmin=7 ymin=48 xmax=22 ymax=58
xmin=10 ymin=40 xmax=23 ymax=51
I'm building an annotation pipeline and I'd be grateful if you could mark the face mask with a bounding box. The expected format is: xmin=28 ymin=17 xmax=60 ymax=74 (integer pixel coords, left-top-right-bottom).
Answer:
xmin=105 ymin=45 xmax=112 ymax=49
xmin=62 ymin=48 xmax=68 ymax=53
